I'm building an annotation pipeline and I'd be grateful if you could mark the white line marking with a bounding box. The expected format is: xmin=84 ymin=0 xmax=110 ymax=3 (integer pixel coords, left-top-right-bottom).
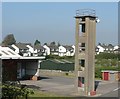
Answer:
xmin=113 ymin=87 xmax=120 ymax=91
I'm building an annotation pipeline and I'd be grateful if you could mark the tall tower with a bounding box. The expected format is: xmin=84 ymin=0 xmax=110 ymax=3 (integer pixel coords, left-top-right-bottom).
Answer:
xmin=74 ymin=9 xmax=97 ymax=96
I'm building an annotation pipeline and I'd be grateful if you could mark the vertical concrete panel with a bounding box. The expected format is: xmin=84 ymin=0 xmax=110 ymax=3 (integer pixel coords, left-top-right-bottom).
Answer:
xmin=84 ymin=17 xmax=89 ymax=95
xmin=84 ymin=17 xmax=96 ymax=95
xmin=74 ymin=18 xmax=80 ymax=92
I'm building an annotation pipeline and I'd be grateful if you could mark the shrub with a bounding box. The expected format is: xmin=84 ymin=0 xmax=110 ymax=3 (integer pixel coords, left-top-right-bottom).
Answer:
xmin=2 ymin=81 xmax=34 ymax=99
xmin=96 ymin=53 xmax=118 ymax=59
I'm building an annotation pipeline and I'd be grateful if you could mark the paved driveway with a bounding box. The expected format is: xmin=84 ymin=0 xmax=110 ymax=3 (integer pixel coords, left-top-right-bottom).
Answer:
xmin=20 ymin=76 xmax=75 ymax=96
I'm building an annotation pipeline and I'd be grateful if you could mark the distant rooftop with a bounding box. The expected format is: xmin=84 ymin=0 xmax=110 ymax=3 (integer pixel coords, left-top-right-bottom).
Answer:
xmin=76 ymin=9 xmax=96 ymax=17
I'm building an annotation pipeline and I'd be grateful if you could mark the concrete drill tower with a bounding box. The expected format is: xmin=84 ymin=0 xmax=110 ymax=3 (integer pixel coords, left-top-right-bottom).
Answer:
xmin=74 ymin=9 xmax=97 ymax=96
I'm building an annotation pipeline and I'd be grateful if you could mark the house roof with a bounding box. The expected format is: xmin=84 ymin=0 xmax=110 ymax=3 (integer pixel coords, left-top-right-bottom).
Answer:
xmin=34 ymin=45 xmax=45 ymax=50
xmin=95 ymin=46 xmax=99 ymax=49
xmin=100 ymin=45 xmax=107 ymax=49
xmin=114 ymin=48 xmax=120 ymax=51
xmin=48 ymin=45 xmax=59 ymax=51
xmin=107 ymin=44 xmax=114 ymax=49
xmin=14 ymin=43 xmax=31 ymax=50
xmin=98 ymin=44 xmax=114 ymax=49
xmin=63 ymin=45 xmax=74 ymax=51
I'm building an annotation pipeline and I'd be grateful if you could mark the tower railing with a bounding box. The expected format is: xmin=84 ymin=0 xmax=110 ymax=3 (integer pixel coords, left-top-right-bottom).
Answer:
xmin=76 ymin=9 xmax=96 ymax=17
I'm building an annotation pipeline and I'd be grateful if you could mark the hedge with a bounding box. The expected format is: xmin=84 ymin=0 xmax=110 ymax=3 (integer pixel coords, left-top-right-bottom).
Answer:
xmin=41 ymin=60 xmax=74 ymax=71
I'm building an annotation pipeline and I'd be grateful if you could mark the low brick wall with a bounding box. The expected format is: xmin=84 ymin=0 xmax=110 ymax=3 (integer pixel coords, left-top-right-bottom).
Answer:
xmin=39 ymin=69 xmax=74 ymax=77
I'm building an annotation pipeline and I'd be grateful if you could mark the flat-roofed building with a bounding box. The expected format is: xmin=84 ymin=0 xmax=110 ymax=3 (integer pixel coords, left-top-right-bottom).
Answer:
xmin=0 ymin=46 xmax=45 ymax=81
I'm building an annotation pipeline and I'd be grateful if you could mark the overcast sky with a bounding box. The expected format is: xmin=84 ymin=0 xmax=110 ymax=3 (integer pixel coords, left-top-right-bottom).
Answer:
xmin=2 ymin=2 xmax=118 ymax=45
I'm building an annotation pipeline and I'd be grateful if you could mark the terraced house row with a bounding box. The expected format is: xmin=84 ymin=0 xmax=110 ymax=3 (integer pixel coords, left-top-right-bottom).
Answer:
xmin=1 ymin=42 xmax=119 ymax=57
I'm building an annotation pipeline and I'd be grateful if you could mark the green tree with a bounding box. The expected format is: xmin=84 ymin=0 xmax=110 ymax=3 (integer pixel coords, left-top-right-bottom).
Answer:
xmin=44 ymin=43 xmax=48 ymax=45
xmin=50 ymin=41 xmax=56 ymax=46
xmin=2 ymin=34 xmax=16 ymax=46
xmin=57 ymin=42 xmax=61 ymax=46
xmin=111 ymin=59 xmax=118 ymax=66
xmin=34 ymin=40 xmax=41 ymax=46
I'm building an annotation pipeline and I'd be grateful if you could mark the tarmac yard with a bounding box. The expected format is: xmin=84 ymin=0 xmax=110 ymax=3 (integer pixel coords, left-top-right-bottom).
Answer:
xmin=20 ymin=75 xmax=119 ymax=97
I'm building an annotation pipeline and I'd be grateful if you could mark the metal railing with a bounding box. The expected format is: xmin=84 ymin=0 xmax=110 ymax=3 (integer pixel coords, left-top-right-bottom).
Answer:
xmin=76 ymin=9 xmax=96 ymax=17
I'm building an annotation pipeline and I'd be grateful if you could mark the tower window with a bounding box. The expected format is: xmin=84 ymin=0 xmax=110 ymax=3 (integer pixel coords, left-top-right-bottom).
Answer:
xmin=81 ymin=43 xmax=85 ymax=47
xmin=82 ymin=24 xmax=85 ymax=33
xmin=79 ymin=59 xmax=85 ymax=67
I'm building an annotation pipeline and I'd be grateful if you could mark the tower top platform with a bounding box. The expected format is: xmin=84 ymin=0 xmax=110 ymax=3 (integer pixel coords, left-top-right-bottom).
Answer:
xmin=75 ymin=9 xmax=97 ymax=18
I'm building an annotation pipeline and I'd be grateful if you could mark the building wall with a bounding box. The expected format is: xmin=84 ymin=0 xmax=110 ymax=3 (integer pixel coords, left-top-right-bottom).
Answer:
xmin=2 ymin=59 xmax=40 ymax=81
xmin=97 ymin=45 xmax=105 ymax=53
xmin=25 ymin=61 xmax=38 ymax=76
xmin=115 ymin=72 xmax=120 ymax=81
xmin=43 ymin=45 xmax=50 ymax=55
xmin=2 ymin=60 xmax=17 ymax=81
xmin=26 ymin=45 xmax=34 ymax=53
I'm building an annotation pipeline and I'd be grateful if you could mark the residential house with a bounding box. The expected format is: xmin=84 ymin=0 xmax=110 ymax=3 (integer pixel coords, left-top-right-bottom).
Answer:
xmin=48 ymin=45 xmax=59 ymax=55
xmin=43 ymin=45 xmax=50 ymax=55
xmin=11 ymin=43 xmax=32 ymax=56
xmin=95 ymin=46 xmax=100 ymax=54
xmin=72 ymin=45 xmax=75 ymax=54
xmin=114 ymin=48 xmax=120 ymax=54
xmin=26 ymin=44 xmax=34 ymax=55
xmin=114 ymin=45 xmax=119 ymax=53
xmin=34 ymin=45 xmax=45 ymax=56
xmin=59 ymin=45 xmax=66 ymax=56
xmin=58 ymin=45 xmax=75 ymax=57
xmin=64 ymin=45 xmax=74 ymax=56
xmin=106 ymin=44 xmax=114 ymax=53
xmin=97 ymin=45 xmax=105 ymax=54
xmin=114 ymin=45 xmax=119 ymax=50
xmin=96 ymin=44 xmax=114 ymax=54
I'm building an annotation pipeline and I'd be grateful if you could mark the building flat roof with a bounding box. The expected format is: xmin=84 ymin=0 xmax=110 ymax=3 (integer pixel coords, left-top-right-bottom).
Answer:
xmin=0 ymin=56 xmax=45 ymax=60
xmin=0 ymin=46 xmax=45 ymax=60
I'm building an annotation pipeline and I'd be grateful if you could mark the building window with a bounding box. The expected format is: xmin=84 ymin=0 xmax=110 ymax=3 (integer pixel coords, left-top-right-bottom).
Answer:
xmin=79 ymin=59 xmax=85 ymax=67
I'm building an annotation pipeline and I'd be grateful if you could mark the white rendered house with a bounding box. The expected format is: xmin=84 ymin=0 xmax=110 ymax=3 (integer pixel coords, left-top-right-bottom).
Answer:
xmin=97 ymin=45 xmax=105 ymax=54
xmin=43 ymin=45 xmax=50 ymax=55
xmin=59 ymin=45 xmax=66 ymax=56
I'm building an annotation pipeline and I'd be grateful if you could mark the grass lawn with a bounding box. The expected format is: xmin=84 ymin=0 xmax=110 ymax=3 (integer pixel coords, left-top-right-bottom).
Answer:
xmin=28 ymin=89 xmax=62 ymax=98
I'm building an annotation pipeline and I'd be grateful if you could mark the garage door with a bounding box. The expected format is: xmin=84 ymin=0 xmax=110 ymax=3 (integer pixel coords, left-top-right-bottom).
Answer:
xmin=104 ymin=72 xmax=109 ymax=80
xmin=110 ymin=73 xmax=115 ymax=81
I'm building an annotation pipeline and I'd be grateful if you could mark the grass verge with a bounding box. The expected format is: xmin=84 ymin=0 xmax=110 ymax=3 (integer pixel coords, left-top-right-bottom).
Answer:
xmin=28 ymin=89 xmax=62 ymax=98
